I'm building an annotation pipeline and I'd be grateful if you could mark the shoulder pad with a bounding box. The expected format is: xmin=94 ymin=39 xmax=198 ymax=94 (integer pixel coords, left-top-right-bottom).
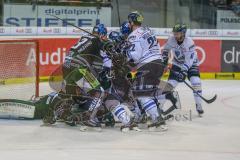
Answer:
xmin=167 ymin=35 xmax=176 ymax=43
xmin=185 ymin=37 xmax=194 ymax=45
xmin=184 ymin=37 xmax=195 ymax=49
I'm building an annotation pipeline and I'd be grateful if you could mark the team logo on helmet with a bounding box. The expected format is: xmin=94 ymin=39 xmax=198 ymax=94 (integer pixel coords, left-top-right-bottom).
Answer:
xmin=93 ymin=24 xmax=107 ymax=36
xmin=109 ymin=31 xmax=122 ymax=43
xmin=172 ymin=23 xmax=187 ymax=33
xmin=128 ymin=11 xmax=144 ymax=24
xmin=120 ymin=21 xmax=131 ymax=35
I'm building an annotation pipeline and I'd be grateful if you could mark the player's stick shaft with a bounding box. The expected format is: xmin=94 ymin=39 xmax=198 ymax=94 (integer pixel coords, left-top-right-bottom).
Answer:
xmin=46 ymin=14 xmax=97 ymax=37
xmin=183 ymin=80 xmax=217 ymax=104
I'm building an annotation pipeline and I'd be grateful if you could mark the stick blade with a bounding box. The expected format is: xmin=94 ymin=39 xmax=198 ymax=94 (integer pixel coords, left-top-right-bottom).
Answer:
xmin=205 ymin=94 xmax=217 ymax=104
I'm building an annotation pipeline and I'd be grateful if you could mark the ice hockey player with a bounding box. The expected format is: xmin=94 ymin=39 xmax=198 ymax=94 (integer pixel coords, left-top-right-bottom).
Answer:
xmin=162 ymin=23 xmax=204 ymax=116
xmin=125 ymin=11 xmax=168 ymax=131
xmin=99 ymin=31 xmax=141 ymax=132
xmin=119 ymin=20 xmax=180 ymax=125
xmin=62 ymin=23 xmax=108 ymax=128
xmin=61 ymin=26 xmax=139 ymax=131
xmin=39 ymin=91 xmax=116 ymax=129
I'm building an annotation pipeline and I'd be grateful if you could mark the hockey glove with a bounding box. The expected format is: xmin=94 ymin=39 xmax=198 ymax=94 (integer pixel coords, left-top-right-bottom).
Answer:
xmin=175 ymin=70 xmax=187 ymax=82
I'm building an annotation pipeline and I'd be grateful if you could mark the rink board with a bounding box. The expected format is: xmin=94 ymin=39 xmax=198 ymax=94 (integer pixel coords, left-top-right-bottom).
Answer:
xmin=33 ymin=72 xmax=240 ymax=81
xmin=0 ymin=73 xmax=240 ymax=87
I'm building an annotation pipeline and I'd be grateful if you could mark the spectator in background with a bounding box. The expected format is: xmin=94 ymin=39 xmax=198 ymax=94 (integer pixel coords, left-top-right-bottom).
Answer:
xmin=209 ymin=0 xmax=226 ymax=7
xmin=231 ymin=0 xmax=240 ymax=15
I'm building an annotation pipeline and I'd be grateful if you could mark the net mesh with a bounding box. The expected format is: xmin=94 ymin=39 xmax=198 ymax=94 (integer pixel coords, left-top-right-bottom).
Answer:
xmin=0 ymin=40 xmax=39 ymax=100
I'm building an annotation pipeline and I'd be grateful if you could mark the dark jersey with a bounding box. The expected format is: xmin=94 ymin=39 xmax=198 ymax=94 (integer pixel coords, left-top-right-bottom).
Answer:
xmin=64 ymin=35 xmax=103 ymax=73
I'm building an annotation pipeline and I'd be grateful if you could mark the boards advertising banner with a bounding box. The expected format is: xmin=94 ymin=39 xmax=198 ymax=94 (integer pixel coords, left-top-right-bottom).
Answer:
xmin=217 ymin=10 xmax=240 ymax=29
xmin=4 ymin=4 xmax=111 ymax=27
xmin=32 ymin=38 xmax=223 ymax=77
xmin=221 ymin=40 xmax=240 ymax=72
xmin=159 ymin=39 xmax=221 ymax=72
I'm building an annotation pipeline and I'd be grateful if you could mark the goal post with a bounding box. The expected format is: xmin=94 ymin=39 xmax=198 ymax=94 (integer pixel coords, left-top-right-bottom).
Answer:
xmin=0 ymin=39 xmax=40 ymax=100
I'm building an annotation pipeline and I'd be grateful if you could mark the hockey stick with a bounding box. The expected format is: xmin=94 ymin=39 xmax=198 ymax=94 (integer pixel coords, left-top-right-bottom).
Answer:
xmin=116 ymin=0 xmax=121 ymax=26
xmin=183 ymin=80 xmax=217 ymax=104
xmin=47 ymin=14 xmax=117 ymax=59
xmin=46 ymin=14 xmax=97 ymax=37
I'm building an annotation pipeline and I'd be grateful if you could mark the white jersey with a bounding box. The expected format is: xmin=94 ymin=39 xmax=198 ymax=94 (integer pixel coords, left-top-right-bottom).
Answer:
xmin=163 ymin=35 xmax=199 ymax=71
xmin=127 ymin=27 xmax=162 ymax=68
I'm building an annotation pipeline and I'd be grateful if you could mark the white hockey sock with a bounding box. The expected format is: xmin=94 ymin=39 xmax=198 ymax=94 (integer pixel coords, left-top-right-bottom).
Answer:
xmin=112 ymin=105 xmax=131 ymax=126
xmin=190 ymin=76 xmax=202 ymax=106
xmin=129 ymin=102 xmax=142 ymax=122
xmin=139 ymin=98 xmax=159 ymax=123
xmin=155 ymin=94 xmax=166 ymax=108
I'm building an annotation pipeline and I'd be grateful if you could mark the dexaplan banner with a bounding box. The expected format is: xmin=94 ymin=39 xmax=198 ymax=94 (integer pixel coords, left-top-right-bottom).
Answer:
xmin=3 ymin=4 xmax=111 ymax=27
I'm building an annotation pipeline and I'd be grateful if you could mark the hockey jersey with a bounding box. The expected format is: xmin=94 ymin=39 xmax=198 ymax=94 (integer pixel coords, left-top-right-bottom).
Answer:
xmin=64 ymin=34 xmax=108 ymax=73
xmin=127 ymin=27 xmax=162 ymax=68
xmin=163 ymin=35 xmax=199 ymax=71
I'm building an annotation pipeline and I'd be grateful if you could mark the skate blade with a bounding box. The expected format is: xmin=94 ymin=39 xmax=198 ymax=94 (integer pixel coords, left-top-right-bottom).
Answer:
xmin=79 ymin=125 xmax=88 ymax=132
xmin=79 ymin=126 xmax=102 ymax=132
xmin=197 ymin=110 xmax=204 ymax=118
xmin=121 ymin=127 xmax=130 ymax=132
xmin=148 ymin=125 xmax=168 ymax=132
xmin=132 ymin=127 xmax=142 ymax=132
xmin=40 ymin=123 xmax=56 ymax=127
xmin=121 ymin=126 xmax=142 ymax=132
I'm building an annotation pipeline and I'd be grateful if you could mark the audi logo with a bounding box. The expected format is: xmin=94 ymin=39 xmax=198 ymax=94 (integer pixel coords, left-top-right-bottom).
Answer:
xmin=208 ymin=31 xmax=218 ymax=36
xmin=0 ymin=29 xmax=4 ymax=33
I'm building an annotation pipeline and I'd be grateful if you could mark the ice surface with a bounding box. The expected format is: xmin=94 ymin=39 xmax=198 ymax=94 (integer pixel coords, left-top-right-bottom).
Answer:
xmin=0 ymin=80 xmax=240 ymax=160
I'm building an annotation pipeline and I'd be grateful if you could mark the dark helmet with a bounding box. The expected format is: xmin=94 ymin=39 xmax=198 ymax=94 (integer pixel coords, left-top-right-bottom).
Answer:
xmin=172 ymin=23 xmax=187 ymax=34
xmin=120 ymin=21 xmax=131 ymax=36
xmin=108 ymin=31 xmax=123 ymax=43
xmin=92 ymin=24 xmax=107 ymax=36
xmin=128 ymin=11 xmax=144 ymax=24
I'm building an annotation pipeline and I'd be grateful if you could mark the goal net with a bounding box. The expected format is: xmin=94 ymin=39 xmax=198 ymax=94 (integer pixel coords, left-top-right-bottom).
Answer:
xmin=0 ymin=39 xmax=39 ymax=100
